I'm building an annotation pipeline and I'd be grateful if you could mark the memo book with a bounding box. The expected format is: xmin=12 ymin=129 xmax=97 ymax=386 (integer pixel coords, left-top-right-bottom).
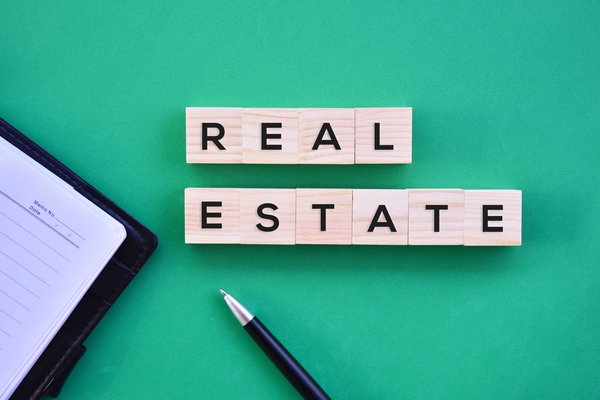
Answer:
xmin=0 ymin=118 xmax=157 ymax=399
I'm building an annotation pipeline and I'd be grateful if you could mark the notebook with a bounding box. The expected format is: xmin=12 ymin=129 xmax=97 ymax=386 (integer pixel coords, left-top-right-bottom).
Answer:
xmin=0 ymin=118 xmax=157 ymax=400
xmin=0 ymin=136 xmax=126 ymax=397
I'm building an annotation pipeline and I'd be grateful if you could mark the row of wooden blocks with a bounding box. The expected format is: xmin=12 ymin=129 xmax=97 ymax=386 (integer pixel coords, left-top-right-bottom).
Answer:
xmin=185 ymin=188 xmax=521 ymax=246
xmin=186 ymin=107 xmax=411 ymax=164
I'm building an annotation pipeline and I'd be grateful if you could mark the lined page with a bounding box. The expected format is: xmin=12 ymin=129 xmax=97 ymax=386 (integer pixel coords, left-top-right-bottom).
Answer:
xmin=0 ymin=137 xmax=126 ymax=398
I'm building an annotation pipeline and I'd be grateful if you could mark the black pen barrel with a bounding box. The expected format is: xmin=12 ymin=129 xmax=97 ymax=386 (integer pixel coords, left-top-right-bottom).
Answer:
xmin=244 ymin=317 xmax=331 ymax=400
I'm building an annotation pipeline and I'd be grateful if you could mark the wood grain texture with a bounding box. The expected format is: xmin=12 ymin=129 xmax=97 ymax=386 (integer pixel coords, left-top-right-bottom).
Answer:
xmin=355 ymin=108 xmax=412 ymax=164
xmin=408 ymin=189 xmax=464 ymax=245
xmin=296 ymin=188 xmax=352 ymax=244
xmin=352 ymin=189 xmax=408 ymax=245
xmin=186 ymin=107 xmax=242 ymax=163
xmin=464 ymin=190 xmax=522 ymax=246
xmin=240 ymin=189 xmax=296 ymax=244
xmin=242 ymin=108 xmax=299 ymax=164
xmin=184 ymin=188 xmax=521 ymax=246
xmin=185 ymin=188 xmax=240 ymax=243
xmin=298 ymin=108 xmax=355 ymax=164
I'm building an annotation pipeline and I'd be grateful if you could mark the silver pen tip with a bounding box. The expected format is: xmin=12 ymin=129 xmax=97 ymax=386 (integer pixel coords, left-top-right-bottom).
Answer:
xmin=219 ymin=289 xmax=228 ymax=297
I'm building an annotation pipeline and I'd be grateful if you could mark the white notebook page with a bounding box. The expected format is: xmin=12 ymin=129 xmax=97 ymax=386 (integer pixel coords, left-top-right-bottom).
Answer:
xmin=0 ymin=137 xmax=126 ymax=398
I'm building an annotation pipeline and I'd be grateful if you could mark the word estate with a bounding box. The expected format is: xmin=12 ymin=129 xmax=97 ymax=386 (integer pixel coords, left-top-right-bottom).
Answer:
xmin=185 ymin=188 xmax=521 ymax=246
xmin=186 ymin=107 xmax=411 ymax=164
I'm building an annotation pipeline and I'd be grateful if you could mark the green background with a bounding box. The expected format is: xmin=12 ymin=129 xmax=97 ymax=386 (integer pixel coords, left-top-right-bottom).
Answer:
xmin=2 ymin=1 xmax=599 ymax=398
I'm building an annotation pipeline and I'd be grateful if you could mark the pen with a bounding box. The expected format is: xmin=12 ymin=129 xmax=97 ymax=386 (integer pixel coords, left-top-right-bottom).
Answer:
xmin=219 ymin=289 xmax=331 ymax=400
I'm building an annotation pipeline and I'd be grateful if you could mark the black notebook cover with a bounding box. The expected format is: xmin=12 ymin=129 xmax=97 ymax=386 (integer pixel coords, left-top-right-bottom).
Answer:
xmin=0 ymin=118 xmax=158 ymax=399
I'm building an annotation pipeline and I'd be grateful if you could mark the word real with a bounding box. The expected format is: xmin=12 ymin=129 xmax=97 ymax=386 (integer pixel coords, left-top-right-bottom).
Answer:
xmin=186 ymin=107 xmax=411 ymax=164
xmin=185 ymin=188 xmax=521 ymax=246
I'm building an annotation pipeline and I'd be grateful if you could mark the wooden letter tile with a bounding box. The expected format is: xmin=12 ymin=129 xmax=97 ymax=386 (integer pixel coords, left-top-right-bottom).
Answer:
xmin=464 ymin=190 xmax=522 ymax=246
xmin=296 ymin=189 xmax=352 ymax=244
xmin=185 ymin=188 xmax=240 ymax=243
xmin=242 ymin=108 xmax=299 ymax=164
xmin=241 ymin=189 xmax=296 ymax=244
xmin=298 ymin=108 xmax=355 ymax=164
xmin=186 ymin=107 xmax=242 ymax=163
xmin=352 ymin=189 xmax=408 ymax=245
xmin=355 ymin=108 xmax=412 ymax=164
xmin=408 ymin=189 xmax=464 ymax=245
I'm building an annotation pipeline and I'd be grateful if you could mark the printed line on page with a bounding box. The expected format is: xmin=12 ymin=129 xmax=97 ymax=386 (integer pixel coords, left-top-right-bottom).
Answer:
xmin=0 ymin=270 xmax=41 ymax=299
xmin=0 ymin=190 xmax=80 ymax=249
xmin=0 ymin=211 xmax=69 ymax=262
xmin=54 ymin=216 xmax=86 ymax=242
xmin=0 ymin=249 xmax=50 ymax=287
xmin=0 ymin=230 xmax=59 ymax=274
xmin=0 ymin=309 xmax=21 ymax=325
xmin=0 ymin=288 xmax=31 ymax=312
